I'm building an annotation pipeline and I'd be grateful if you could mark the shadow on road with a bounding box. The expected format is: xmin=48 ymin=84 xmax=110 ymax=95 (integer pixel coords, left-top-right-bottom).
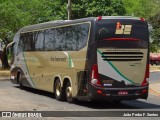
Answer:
xmin=14 ymin=85 xmax=160 ymax=109
xmin=75 ymin=99 xmax=160 ymax=109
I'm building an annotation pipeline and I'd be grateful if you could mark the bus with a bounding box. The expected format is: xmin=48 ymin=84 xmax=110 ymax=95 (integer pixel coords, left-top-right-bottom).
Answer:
xmin=9 ymin=16 xmax=149 ymax=103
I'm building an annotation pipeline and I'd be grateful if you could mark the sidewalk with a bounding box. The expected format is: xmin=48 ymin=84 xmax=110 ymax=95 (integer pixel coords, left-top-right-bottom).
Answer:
xmin=0 ymin=76 xmax=9 ymax=81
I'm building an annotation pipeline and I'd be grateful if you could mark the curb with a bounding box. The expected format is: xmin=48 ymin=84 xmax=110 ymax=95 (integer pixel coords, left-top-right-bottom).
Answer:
xmin=0 ymin=77 xmax=10 ymax=81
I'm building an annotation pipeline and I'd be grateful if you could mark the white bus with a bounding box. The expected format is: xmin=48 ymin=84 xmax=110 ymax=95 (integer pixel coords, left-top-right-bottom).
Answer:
xmin=9 ymin=16 xmax=149 ymax=103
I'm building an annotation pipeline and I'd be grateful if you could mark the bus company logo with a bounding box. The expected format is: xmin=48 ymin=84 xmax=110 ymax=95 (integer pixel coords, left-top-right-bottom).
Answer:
xmin=115 ymin=22 xmax=132 ymax=35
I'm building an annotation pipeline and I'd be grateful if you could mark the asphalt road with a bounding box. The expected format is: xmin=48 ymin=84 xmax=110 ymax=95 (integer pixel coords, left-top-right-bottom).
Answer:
xmin=0 ymin=72 xmax=160 ymax=119
xmin=150 ymin=72 xmax=160 ymax=83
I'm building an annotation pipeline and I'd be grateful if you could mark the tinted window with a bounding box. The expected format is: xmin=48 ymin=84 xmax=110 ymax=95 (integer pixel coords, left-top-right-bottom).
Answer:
xmin=65 ymin=23 xmax=89 ymax=51
xmin=18 ymin=33 xmax=25 ymax=53
xmin=44 ymin=23 xmax=90 ymax=51
xmin=18 ymin=23 xmax=90 ymax=53
xmin=34 ymin=31 xmax=44 ymax=51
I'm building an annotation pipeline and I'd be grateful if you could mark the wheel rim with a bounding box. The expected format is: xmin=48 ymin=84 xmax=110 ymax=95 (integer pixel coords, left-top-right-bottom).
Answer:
xmin=56 ymin=82 xmax=61 ymax=96
xmin=66 ymin=86 xmax=72 ymax=98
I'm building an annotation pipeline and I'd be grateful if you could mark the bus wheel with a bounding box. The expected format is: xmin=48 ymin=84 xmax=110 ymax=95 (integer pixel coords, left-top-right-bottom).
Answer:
xmin=65 ymin=82 xmax=75 ymax=103
xmin=54 ymin=78 xmax=65 ymax=101
xmin=18 ymin=73 xmax=23 ymax=89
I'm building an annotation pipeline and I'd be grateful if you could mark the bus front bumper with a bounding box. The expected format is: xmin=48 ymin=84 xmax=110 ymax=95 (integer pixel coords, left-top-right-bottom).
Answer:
xmin=89 ymin=86 xmax=149 ymax=101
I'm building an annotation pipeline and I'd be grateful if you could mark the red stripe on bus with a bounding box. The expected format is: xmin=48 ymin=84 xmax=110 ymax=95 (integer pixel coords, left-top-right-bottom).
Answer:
xmin=103 ymin=38 xmax=140 ymax=41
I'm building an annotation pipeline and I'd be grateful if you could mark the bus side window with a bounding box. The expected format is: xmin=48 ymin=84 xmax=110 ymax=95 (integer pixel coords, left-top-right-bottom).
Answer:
xmin=65 ymin=23 xmax=90 ymax=51
xmin=75 ymin=24 xmax=89 ymax=50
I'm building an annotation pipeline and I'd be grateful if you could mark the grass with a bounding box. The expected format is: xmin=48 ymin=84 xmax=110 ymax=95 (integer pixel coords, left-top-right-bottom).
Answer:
xmin=0 ymin=68 xmax=10 ymax=77
xmin=0 ymin=61 xmax=10 ymax=77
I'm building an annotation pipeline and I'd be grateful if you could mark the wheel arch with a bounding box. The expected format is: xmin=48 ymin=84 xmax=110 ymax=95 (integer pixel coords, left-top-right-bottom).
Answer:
xmin=62 ymin=76 xmax=72 ymax=88
xmin=53 ymin=75 xmax=62 ymax=91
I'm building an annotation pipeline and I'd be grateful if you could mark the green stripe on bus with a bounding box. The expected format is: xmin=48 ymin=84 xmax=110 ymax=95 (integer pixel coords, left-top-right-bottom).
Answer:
xmin=97 ymin=49 xmax=135 ymax=84
xmin=22 ymin=52 xmax=36 ymax=88
xmin=68 ymin=54 xmax=74 ymax=68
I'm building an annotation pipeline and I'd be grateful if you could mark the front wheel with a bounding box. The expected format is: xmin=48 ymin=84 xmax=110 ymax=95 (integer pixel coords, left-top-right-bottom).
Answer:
xmin=65 ymin=82 xmax=75 ymax=103
xmin=18 ymin=73 xmax=23 ymax=89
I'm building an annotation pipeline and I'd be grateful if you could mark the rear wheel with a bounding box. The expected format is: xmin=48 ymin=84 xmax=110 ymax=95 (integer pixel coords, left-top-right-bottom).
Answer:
xmin=18 ymin=73 xmax=23 ymax=89
xmin=54 ymin=78 xmax=65 ymax=101
xmin=65 ymin=82 xmax=75 ymax=103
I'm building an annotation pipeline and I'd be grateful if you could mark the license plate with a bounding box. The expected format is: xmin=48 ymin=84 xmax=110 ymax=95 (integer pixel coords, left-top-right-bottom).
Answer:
xmin=118 ymin=91 xmax=128 ymax=95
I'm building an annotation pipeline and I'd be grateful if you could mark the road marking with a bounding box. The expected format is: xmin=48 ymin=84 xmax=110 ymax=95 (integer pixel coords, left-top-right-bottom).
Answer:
xmin=149 ymin=88 xmax=160 ymax=97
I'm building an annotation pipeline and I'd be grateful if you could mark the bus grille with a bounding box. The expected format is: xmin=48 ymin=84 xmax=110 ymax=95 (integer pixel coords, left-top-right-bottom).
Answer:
xmin=101 ymin=52 xmax=143 ymax=61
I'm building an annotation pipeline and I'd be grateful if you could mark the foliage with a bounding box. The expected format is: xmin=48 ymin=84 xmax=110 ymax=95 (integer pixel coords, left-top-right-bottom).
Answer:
xmin=122 ymin=0 xmax=160 ymax=52
xmin=0 ymin=0 xmax=56 ymax=68
xmin=122 ymin=0 xmax=160 ymax=18
xmin=0 ymin=0 xmax=160 ymax=68
xmin=71 ymin=0 xmax=126 ymax=19
xmin=0 ymin=0 xmax=126 ymax=43
xmin=150 ymin=28 xmax=160 ymax=52
xmin=0 ymin=0 xmax=55 ymax=43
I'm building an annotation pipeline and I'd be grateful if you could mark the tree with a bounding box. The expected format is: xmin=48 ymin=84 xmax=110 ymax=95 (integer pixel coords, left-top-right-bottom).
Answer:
xmin=0 ymin=0 xmax=19 ymax=68
xmin=0 ymin=0 xmax=55 ymax=69
xmin=150 ymin=28 xmax=160 ymax=52
xmin=70 ymin=0 xmax=126 ymax=19
xmin=0 ymin=0 xmax=126 ymax=69
xmin=123 ymin=0 xmax=160 ymax=52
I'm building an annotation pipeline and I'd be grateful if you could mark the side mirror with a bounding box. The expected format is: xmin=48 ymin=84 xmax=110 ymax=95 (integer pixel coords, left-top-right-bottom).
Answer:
xmin=6 ymin=42 xmax=15 ymax=54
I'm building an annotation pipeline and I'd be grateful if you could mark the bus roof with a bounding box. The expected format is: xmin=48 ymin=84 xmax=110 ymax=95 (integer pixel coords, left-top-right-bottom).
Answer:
xmin=18 ymin=16 xmax=142 ymax=33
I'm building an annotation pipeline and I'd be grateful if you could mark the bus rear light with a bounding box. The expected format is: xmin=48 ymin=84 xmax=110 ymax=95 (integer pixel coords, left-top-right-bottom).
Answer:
xmin=141 ymin=79 xmax=149 ymax=86
xmin=141 ymin=64 xmax=149 ymax=86
xmin=143 ymin=90 xmax=147 ymax=93
xmin=91 ymin=64 xmax=102 ymax=87
xmin=138 ymin=89 xmax=147 ymax=95
xmin=97 ymin=16 xmax=102 ymax=21
xmin=140 ymin=18 xmax=145 ymax=22
xmin=97 ymin=90 xmax=102 ymax=94
xmin=146 ymin=64 xmax=149 ymax=78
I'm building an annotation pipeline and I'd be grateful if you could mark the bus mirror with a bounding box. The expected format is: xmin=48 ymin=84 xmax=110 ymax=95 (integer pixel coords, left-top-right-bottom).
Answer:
xmin=6 ymin=42 xmax=15 ymax=54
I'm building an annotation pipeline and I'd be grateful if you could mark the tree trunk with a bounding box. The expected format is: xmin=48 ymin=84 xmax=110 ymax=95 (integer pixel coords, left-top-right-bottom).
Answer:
xmin=0 ymin=50 xmax=2 ymax=68
xmin=0 ymin=46 xmax=10 ymax=69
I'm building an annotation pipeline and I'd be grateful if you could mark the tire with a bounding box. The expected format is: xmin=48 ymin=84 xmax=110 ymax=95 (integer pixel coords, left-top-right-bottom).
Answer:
xmin=65 ymin=81 xmax=75 ymax=103
xmin=54 ymin=78 xmax=65 ymax=101
xmin=18 ymin=73 xmax=23 ymax=89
